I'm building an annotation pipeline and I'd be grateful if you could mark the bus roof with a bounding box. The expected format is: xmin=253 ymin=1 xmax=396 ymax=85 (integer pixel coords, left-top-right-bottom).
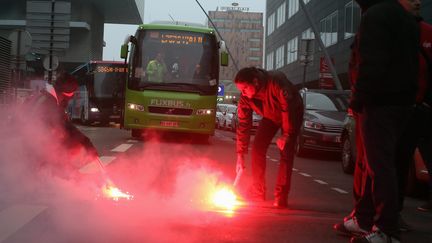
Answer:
xmin=137 ymin=23 xmax=215 ymax=35
xmin=89 ymin=60 xmax=125 ymax=64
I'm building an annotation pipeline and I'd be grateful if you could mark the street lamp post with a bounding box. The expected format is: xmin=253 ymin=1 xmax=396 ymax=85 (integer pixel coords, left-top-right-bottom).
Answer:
xmin=300 ymin=38 xmax=314 ymax=89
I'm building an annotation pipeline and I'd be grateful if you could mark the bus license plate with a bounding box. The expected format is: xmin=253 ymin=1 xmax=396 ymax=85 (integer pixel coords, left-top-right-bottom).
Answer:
xmin=160 ymin=121 xmax=178 ymax=127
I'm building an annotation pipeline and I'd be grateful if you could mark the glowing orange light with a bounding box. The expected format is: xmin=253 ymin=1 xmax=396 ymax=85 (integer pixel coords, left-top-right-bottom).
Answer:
xmin=211 ymin=187 xmax=239 ymax=211
xmin=102 ymin=185 xmax=134 ymax=201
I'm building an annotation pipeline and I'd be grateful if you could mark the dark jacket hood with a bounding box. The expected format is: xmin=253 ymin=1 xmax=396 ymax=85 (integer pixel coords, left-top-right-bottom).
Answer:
xmin=355 ymin=0 xmax=395 ymax=11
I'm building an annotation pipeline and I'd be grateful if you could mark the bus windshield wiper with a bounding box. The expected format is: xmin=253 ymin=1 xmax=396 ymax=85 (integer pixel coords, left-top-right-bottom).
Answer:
xmin=164 ymin=82 xmax=205 ymax=91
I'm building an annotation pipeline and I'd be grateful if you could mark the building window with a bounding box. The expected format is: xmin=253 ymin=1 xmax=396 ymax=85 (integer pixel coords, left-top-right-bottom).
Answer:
xmin=276 ymin=2 xmax=286 ymax=28
xmin=240 ymin=29 xmax=262 ymax=33
xmin=275 ymin=45 xmax=285 ymax=69
xmin=344 ymin=1 xmax=361 ymax=39
xmin=267 ymin=13 xmax=275 ymax=36
xmin=249 ymin=47 xmax=261 ymax=51
xmin=248 ymin=57 xmax=261 ymax=61
xmin=248 ymin=38 xmax=261 ymax=42
xmin=287 ymin=37 xmax=298 ymax=64
xmin=302 ymin=28 xmax=315 ymax=40
xmin=240 ymin=19 xmax=262 ymax=24
xmin=288 ymin=0 xmax=299 ymax=19
xmin=320 ymin=11 xmax=338 ymax=47
xmin=266 ymin=51 xmax=274 ymax=70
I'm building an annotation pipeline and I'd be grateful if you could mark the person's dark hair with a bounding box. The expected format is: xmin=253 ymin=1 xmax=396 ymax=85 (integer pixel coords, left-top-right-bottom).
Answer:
xmin=234 ymin=67 xmax=267 ymax=86
xmin=54 ymin=72 xmax=78 ymax=93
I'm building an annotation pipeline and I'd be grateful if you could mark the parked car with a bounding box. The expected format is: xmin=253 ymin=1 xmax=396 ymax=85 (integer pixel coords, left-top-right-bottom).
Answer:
xmin=231 ymin=110 xmax=262 ymax=132
xmin=296 ymin=89 xmax=350 ymax=156
xmin=340 ymin=110 xmax=429 ymax=193
xmin=215 ymin=104 xmax=225 ymax=129
xmin=218 ymin=104 xmax=237 ymax=130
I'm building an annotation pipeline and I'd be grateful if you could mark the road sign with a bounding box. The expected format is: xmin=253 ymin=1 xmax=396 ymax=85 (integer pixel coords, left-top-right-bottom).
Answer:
xmin=218 ymin=84 xmax=225 ymax=96
xmin=26 ymin=1 xmax=71 ymax=55
xmin=43 ymin=55 xmax=59 ymax=71
xmin=299 ymin=39 xmax=314 ymax=66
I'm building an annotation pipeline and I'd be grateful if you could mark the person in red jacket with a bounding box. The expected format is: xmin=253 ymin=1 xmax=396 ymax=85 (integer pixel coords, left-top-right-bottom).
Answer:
xmin=234 ymin=67 xmax=303 ymax=208
xmin=394 ymin=0 xmax=432 ymax=214
xmin=23 ymin=71 xmax=99 ymax=178
xmin=333 ymin=0 xmax=420 ymax=242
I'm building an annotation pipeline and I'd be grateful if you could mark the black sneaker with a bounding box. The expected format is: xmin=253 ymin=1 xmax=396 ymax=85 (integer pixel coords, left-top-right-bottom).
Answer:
xmin=334 ymin=216 xmax=368 ymax=237
xmin=350 ymin=226 xmax=400 ymax=243
xmin=417 ymin=201 xmax=432 ymax=212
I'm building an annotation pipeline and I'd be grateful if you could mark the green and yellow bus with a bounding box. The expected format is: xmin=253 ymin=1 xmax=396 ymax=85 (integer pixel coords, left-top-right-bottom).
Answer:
xmin=120 ymin=22 xmax=228 ymax=141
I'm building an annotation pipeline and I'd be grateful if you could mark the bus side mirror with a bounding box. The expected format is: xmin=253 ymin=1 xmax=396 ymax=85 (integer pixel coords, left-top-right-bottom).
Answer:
xmin=219 ymin=40 xmax=229 ymax=67
xmin=220 ymin=52 xmax=228 ymax=67
xmin=120 ymin=44 xmax=129 ymax=59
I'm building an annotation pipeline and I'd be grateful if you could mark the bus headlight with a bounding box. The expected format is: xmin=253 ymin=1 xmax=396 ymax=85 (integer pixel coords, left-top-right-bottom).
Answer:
xmin=196 ymin=109 xmax=214 ymax=115
xmin=127 ymin=103 xmax=145 ymax=112
xmin=90 ymin=107 xmax=100 ymax=112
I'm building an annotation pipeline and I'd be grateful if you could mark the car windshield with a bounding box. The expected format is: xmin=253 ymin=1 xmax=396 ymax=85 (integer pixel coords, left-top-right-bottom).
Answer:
xmin=305 ymin=92 xmax=349 ymax=111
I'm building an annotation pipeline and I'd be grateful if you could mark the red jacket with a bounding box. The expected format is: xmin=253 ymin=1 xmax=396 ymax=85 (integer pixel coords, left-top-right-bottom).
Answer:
xmin=236 ymin=70 xmax=303 ymax=154
xmin=417 ymin=20 xmax=432 ymax=105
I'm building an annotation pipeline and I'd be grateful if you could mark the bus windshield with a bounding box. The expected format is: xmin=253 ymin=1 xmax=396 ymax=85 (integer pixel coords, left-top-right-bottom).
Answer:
xmin=128 ymin=29 xmax=219 ymax=94
xmin=92 ymin=66 xmax=125 ymax=98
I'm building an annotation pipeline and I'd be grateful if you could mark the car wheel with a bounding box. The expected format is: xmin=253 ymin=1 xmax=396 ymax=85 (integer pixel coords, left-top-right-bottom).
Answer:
xmin=295 ymin=136 xmax=306 ymax=157
xmin=341 ymin=135 xmax=355 ymax=174
xmin=80 ymin=109 xmax=89 ymax=125
xmin=195 ymin=134 xmax=209 ymax=144
xmin=131 ymin=129 xmax=142 ymax=139
xmin=231 ymin=122 xmax=236 ymax=132
xmin=405 ymin=160 xmax=421 ymax=197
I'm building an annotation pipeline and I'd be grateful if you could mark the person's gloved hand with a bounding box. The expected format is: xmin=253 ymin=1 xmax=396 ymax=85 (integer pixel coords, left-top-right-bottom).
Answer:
xmin=236 ymin=153 xmax=246 ymax=175
xmin=276 ymin=135 xmax=290 ymax=150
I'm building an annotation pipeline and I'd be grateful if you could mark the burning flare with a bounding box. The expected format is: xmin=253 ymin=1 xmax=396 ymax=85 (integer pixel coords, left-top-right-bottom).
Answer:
xmin=102 ymin=184 xmax=134 ymax=201
xmin=211 ymin=187 xmax=239 ymax=211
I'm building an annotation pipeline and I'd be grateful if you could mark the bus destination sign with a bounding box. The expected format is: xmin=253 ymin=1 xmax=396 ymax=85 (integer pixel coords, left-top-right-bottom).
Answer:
xmin=160 ymin=34 xmax=203 ymax=45
xmin=95 ymin=66 xmax=128 ymax=73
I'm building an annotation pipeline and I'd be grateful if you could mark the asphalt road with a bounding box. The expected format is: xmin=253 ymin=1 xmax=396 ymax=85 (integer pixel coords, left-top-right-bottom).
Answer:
xmin=0 ymin=125 xmax=431 ymax=243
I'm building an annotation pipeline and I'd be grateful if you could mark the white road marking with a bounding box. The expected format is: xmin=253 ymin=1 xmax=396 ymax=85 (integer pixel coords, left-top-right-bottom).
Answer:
xmin=270 ymin=159 xmax=278 ymax=162
xmin=331 ymin=188 xmax=349 ymax=194
xmin=314 ymin=179 xmax=328 ymax=185
xmin=292 ymin=168 xmax=298 ymax=171
xmin=79 ymin=156 xmax=116 ymax=174
xmin=266 ymin=155 xmax=270 ymax=159
xmin=127 ymin=140 xmax=138 ymax=143
xmin=0 ymin=205 xmax=48 ymax=242
xmin=111 ymin=144 xmax=133 ymax=152
xmin=299 ymin=172 xmax=311 ymax=177
xmin=99 ymin=156 xmax=116 ymax=166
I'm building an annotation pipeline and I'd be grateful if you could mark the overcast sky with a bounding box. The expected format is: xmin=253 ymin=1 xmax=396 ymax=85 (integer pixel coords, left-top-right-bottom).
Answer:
xmin=102 ymin=0 xmax=266 ymax=61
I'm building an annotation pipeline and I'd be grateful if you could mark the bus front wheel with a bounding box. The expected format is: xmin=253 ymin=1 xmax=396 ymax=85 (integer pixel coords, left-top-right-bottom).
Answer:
xmin=195 ymin=134 xmax=209 ymax=144
xmin=131 ymin=129 xmax=143 ymax=139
